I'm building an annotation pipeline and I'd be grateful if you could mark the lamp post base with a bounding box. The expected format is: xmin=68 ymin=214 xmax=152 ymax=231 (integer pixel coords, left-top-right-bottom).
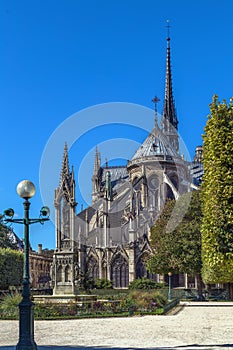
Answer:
xmin=16 ymin=298 xmax=37 ymax=350
xmin=16 ymin=342 xmax=37 ymax=350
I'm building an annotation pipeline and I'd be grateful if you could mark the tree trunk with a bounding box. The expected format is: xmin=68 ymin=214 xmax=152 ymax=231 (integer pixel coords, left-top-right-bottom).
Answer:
xmin=227 ymin=282 xmax=233 ymax=300
xmin=196 ymin=273 xmax=205 ymax=300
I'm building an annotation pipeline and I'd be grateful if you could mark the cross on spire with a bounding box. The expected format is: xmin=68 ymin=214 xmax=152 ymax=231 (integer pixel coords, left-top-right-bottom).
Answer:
xmin=166 ymin=19 xmax=171 ymax=40
xmin=151 ymin=96 xmax=160 ymax=126
xmin=161 ymin=20 xmax=179 ymax=153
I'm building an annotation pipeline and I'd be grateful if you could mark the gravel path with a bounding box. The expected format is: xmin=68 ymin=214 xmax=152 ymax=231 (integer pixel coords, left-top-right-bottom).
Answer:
xmin=0 ymin=302 xmax=232 ymax=350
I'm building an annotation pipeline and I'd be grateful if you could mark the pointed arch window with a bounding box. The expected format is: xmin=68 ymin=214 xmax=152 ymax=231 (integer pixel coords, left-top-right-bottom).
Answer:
xmin=102 ymin=261 xmax=107 ymax=280
xmin=57 ymin=265 xmax=62 ymax=283
xmin=65 ymin=265 xmax=71 ymax=282
xmin=111 ymin=254 xmax=129 ymax=288
xmin=60 ymin=197 xmax=70 ymax=239
xmin=87 ymin=256 xmax=99 ymax=280
xmin=136 ymin=259 xmax=147 ymax=279
xmin=120 ymin=262 xmax=128 ymax=288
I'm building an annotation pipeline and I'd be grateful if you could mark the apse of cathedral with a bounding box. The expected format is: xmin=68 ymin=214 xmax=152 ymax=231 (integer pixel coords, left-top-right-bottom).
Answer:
xmin=51 ymin=34 xmax=203 ymax=295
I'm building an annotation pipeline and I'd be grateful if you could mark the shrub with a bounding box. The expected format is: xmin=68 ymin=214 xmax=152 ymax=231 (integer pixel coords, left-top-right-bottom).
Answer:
xmin=0 ymin=248 xmax=23 ymax=290
xmin=151 ymin=291 xmax=167 ymax=307
xmin=128 ymin=278 xmax=166 ymax=290
xmin=34 ymin=303 xmax=77 ymax=319
xmin=78 ymin=272 xmax=95 ymax=292
xmin=0 ymin=292 xmax=21 ymax=319
xmin=121 ymin=290 xmax=167 ymax=312
xmin=95 ymin=278 xmax=113 ymax=289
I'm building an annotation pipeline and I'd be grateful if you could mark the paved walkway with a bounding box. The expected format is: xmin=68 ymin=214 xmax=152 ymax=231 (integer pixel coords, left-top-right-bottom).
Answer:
xmin=0 ymin=302 xmax=233 ymax=350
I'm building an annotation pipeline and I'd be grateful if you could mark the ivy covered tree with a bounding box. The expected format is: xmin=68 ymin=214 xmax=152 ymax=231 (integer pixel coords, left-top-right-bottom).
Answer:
xmin=201 ymin=96 xmax=233 ymax=298
xmin=147 ymin=191 xmax=203 ymax=296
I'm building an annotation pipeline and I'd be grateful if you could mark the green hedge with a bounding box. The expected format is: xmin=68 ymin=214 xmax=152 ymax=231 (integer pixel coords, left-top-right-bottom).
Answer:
xmin=128 ymin=278 xmax=166 ymax=290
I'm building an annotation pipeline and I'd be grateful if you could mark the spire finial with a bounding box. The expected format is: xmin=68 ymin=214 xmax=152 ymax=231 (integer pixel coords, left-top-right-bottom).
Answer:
xmin=151 ymin=96 xmax=160 ymax=126
xmin=161 ymin=21 xmax=179 ymax=152
xmin=94 ymin=145 xmax=101 ymax=174
xmin=166 ymin=19 xmax=171 ymax=41
xmin=59 ymin=142 xmax=70 ymax=186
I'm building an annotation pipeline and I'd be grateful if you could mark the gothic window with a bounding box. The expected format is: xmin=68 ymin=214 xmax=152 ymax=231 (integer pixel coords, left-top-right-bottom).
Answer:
xmin=131 ymin=193 xmax=136 ymax=215
xmin=148 ymin=175 xmax=159 ymax=191
xmin=136 ymin=259 xmax=147 ymax=279
xmin=65 ymin=265 xmax=71 ymax=282
xmin=87 ymin=256 xmax=99 ymax=280
xmin=110 ymin=254 xmax=129 ymax=288
xmin=112 ymin=264 xmax=119 ymax=288
xmin=102 ymin=261 xmax=107 ymax=279
xmin=57 ymin=265 xmax=62 ymax=283
xmin=61 ymin=197 xmax=70 ymax=239
xmin=120 ymin=262 xmax=128 ymax=288
xmin=148 ymin=175 xmax=159 ymax=208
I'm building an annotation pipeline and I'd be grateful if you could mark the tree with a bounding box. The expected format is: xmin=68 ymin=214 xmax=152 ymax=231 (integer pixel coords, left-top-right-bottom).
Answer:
xmin=148 ymin=199 xmax=177 ymax=274
xmin=148 ymin=191 xmax=203 ymax=296
xmin=0 ymin=248 xmax=23 ymax=290
xmin=201 ymin=95 xmax=233 ymax=298
xmin=0 ymin=223 xmax=18 ymax=250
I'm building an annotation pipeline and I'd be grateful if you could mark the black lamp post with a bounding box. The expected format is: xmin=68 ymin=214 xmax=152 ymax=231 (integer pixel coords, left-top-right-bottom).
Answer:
xmin=168 ymin=272 xmax=172 ymax=301
xmin=2 ymin=180 xmax=50 ymax=350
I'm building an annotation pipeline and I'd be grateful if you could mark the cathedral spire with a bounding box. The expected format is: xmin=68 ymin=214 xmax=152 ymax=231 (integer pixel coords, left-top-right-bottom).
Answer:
xmin=94 ymin=146 xmax=101 ymax=175
xmin=161 ymin=20 xmax=178 ymax=131
xmin=59 ymin=142 xmax=70 ymax=185
xmin=92 ymin=146 xmax=102 ymax=203
xmin=161 ymin=21 xmax=179 ymax=152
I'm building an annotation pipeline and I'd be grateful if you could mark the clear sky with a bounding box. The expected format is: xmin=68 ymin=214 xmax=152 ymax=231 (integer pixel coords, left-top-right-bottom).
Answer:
xmin=1 ymin=0 xmax=233 ymax=250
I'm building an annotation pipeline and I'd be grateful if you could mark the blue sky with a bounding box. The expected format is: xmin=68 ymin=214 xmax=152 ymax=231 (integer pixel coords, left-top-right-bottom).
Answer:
xmin=1 ymin=0 xmax=233 ymax=250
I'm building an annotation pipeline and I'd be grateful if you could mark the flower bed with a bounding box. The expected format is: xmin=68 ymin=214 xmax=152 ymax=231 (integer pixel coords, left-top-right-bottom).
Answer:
xmin=0 ymin=290 xmax=169 ymax=320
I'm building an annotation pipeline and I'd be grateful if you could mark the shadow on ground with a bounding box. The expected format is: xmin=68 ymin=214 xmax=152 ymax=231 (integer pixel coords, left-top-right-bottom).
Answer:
xmin=1 ymin=345 xmax=233 ymax=350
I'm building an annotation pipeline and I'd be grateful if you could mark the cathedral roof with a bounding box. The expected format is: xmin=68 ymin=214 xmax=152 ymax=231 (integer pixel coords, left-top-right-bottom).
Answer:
xmin=101 ymin=166 xmax=129 ymax=189
xmin=77 ymin=206 xmax=96 ymax=222
xmin=131 ymin=123 xmax=179 ymax=161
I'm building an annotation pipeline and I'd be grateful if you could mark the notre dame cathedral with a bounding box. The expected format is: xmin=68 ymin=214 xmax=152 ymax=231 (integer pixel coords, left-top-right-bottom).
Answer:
xmin=50 ymin=35 xmax=203 ymax=295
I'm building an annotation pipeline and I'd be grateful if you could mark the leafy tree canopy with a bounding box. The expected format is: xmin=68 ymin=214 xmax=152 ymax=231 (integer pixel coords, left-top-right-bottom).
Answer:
xmin=201 ymin=95 xmax=233 ymax=283
xmin=0 ymin=248 xmax=23 ymax=289
xmin=147 ymin=191 xmax=202 ymax=276
xmin=0 ymin=223 xmax=18 ymax=250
